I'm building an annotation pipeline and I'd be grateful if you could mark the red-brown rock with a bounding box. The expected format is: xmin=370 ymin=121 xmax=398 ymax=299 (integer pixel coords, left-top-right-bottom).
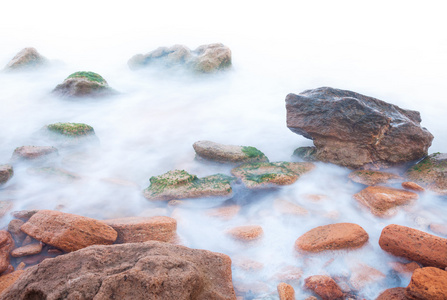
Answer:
xmin=379 ymin=224 xmax=447 ymax=269
xmin=402 ymin=181 xmax=425 ymax=192
xmin=20 ymin=210 xmax=117 ymax=252
xmin=389 ymin=261 xmax=421 ymax=276
xmin=405 ymin=267 xmax=447 ymax=300
xmin=104 ymin=216 xmax=177 ymax=243
xmin=10 ymin=243 xmax=42 ymax=258
xmin=295 ymin=223 xmax=369 ymax=252
xmin=0 ymin=270 xmax=24 ymax=295
xmin=376 ymin=287 xmax=407 ymax=300
xmin=349 ymin=263 xmax=385 ymax=290
xmin=304 ymin=275 xmax=344 ymax=300
xmin=11 ymin=146 xmax=58 ymax=160
xmin=277 ymin=282 xmax=295 ymax=300
xmin=1 ymin=241 xmax=236 ymax=300
xmin=348 ymin=170 xmax=401 ymax=186
xmin=7 ymin=219 xmax=26 ymax=245
xmin=353 ymin=186 xmax=418 ymax=217
xmin=227 ymin=225 xmax=263 ymax=241
xmin=0 ymin=231 xmax=15 ymax=274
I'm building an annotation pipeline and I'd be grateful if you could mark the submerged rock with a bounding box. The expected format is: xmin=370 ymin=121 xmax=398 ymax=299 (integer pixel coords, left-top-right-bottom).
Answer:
xmin=193 ymin=140 xmax=268 ymax=164
xmin=11 ymin=146 xmax=58 ymax=161
xmin=143 ymin=170 xmax=234 ymax=201
xmin=52 ymin=71 xmax=116 ymax=98
xmin=348 ymin=170 xmax=401 ymax=186
xmin=128 ymin=43 xmax=231 ymax=73
xmin=226 ymin=225 xmax=263 ymax=241
xmin=304 ymin=275 xmax=344 ymax=300
xmin=405 ymin=267 xmax=447 ymax=300
xmin=405 ymin=152 xmax=447 ymax=194
xmin=0 ymin=164 xmax=13 ymax=185
xmin=286 ymin=87 xmax=433 ymax=169
xmin=4 ymin=47 xmax=48 ymax=71
xmin=277 ymin=282 xmax=295 ymax=300
xmin=1 ymin=241 xmax=236 ymax=300
xmin=231 ymin=161 xmax=315 ymax=189
xmin=42 ymin=122 xmax=98 ymax=148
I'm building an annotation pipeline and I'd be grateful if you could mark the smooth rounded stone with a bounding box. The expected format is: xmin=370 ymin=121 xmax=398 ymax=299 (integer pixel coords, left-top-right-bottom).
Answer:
xmin=353 ymin=186 xmax=418 ymax=217
xmin=226 ymin=225 xmax=263 ymax=241
xmin=8 ymin=219 xmax=26 ymax=245
xmin=231 ymin=161 xmax=315 ymax=189
xmin=11 ymin=242 xmax=42 ymax=258
xmin=11 ymin=146 xmax=58 ymax=161
xmin=273 ymin=198 xmax=308 ymax=216
xmin=389 ymin=261 xmax=421 ymax=276
xmin=4 ymin=47 xmax=48 ymax=70
xmin=0 ymin=231 xmax=15 ymax=274
xmin=405 ymin=152 xmax=447 ymax=194
xmin=304 ymin=275 xmax=344 ymax=300
xmin=429 ymin=223 xmax=447 ymax=237
xmin=20 ymin=210 xmax=118 ymax=252
xmin=292 ymin=146 xmax=317 ymax=162
xmin=295 ymin=223 xmax=369 ymax=252
xmin=103 ymin=216 xmax=177 ymax=243
xmin=0 ymin=270 xmax=25 ymax=294
xmin=348 ymin=170 xmax=402 ymax=186
xmin=348 ymin=263 xmax=385 ymax=290
xmin=206 ymin=205 xmax=241 ymax=220
xmin=405 ymin=267 xmax=447 ymax=300
xmin=0 ymin=164 xmax=14 ymax=185
xmin=277 ymin=283 xmax=295 ymax=300
xmin=193 ymin=141 xmax=268 ymax=164
xmin=192 ymin=43 xmax=232 ymax=73
xmin=2 ymin=241 xmax=236 ymax=300
xmin=52 ymin=71 xmax=116 ymax=98
xmin=286 ymin=87 xmax=433 ymax=169
xmin=401 ymin=181 xmax=425 ymax=192
xmin=379 ymin=224 xmax=447 ymax=269
xmin=45 ymin=122 xmax=95 ymax=138
xmin=143 ymin=170 xmax=234 ymax=201
xmin=376 ymin=287 xmax=407 ymax=300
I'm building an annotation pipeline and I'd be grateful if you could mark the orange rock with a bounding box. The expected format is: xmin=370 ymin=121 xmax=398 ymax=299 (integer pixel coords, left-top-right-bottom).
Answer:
xmin=11 ymin=242 xmax=43 ymax=257
xmin=104 ymin=216 xmax=177 ymax=243
xmin=401 ymin=181 xmax=425 ymax=192
xmin=389 ymin=261 xmax=421 ymax=275
xmin=430 ymin=223 xmax=447 ymax=237
xmin=0 ymin=264 xmax=14 ymax=276
xmin=349 ymin=263 xmax=385 ymax=290
xmin=376 ymin=287 xmax=407 ymax=300
xmin=207 ymin=205 xmax=241 ymax=220
xmin=16 ymin=262 xmax=26 ymax=270
xmin=353 ymin=186 xmax=418 ymax=217
xmin=348 ymin=170 xmax=401 ymax=186
xmin=295 ymin=223 xmax=368 ymax=252
xmin=227 ymin=225 xmax=263 ymax=241
xmin=379 ymin=224 xmax=447 ymax=269
xmin=274 ymin=198 xmax=308 ymax=216
xmin=0 ymin=270 xmax=24 ymax=294
xmin=304 ymin=275 xmax=344 ymax=300
xmin=0 ymin=231 xmax=15 ymax=274
xmin=277 ymin=282 xmax=295 ymax=300
xmin=406 ymin=267 xmax=447 ymax=300
xmin=232 ymin=257 xmax=264 ymax=272
xmin=20 ymin=210 xmax=117 ymax=252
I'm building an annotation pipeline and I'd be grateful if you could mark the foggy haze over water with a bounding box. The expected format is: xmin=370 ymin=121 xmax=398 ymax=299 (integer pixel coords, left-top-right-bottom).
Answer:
xmin=1 ymin=1 xmax=447 ymax=298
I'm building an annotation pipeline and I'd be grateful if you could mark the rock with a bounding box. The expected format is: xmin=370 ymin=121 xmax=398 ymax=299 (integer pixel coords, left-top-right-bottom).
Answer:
xmin=401 ymin=181 xmax=425 ymax=192
xmin=0 ymin=164 xmax=13 ymax=185
xmin=405 ymin=152 xmax=447 ymax=194
xmin=286 ymin=87 xmax=433 ymax=169
xmin=430 ymin=223 xmax=447 ymax=237
xmin=0 ymin=201 xmax=13 ymax=218
xmin=349 ymin=263 xmax=385 ymax=290
xmin=272 ymin=266 xmax=303 ymax=283
xmin=379 ymin=224 xmax=447 ymax=269
xmin=405 ymin=267 xmax=447 ymax=300
xmin=207 ymin=205 xmax=241 ymax=220
xmin=227 ymin=225 xmax=263 ymax=241
xmin=4 ymin=47 xmax=47 ymax=70
xmin=231 ymin=162 xmax=315 ymax=189
xmin=11 ymin=146 xmax=58 ymax=161
xmin=295 ymin=223 xmax=369 ymax=252
xmin=273 ymin=198 xmax=308 ymax=216
xmin=0 ymin=270 xmax=25 ymax=295
xmin=304 ymin=275 xmax=344 ymax=300
xmin=143 ymin=170 xmax=234 ymax=201
xmin=128 ymin=45 xmax=192 ymax=69
xmin=16 ymin=262 xmax=26 ymax=270
xmin=232 ymin=257 xmax=264 ymax=272
xmin=292 ymin=146 xmax=317 ymax=162
xmin=192 ymin=43 xmax=232 ymax=73
xmin=45 ymin=122 xmax=95 ymax=138
xmin=193 ymin=141 xmax=268 ymax=164
xmin=52 ymin=71 xmax=116 ymax=97
xmin=376 ymin=287 xmax=407 ymax=300
xmin=20 ymin=210 xmax=118 ymax=252
xmin=1 ymin=241 xmax=236 ymax=300
xmin=103 ymin=216 xmax=177 ymax=243
xmin=0 ymin=231 xmax=15 ymax=274
xmin=12 ymin=209 xmax=39 ymax=220
xmin=7 ymin=219 xmax=26 ymax=245
xmin=277 ymin=283 xmax=295 ymax=300
xmin=348 ymin=170 xmax=401 ymax=186
xmin=389 ymin=261 xmax=421 ymax=276
xmin=10 ymin=242 xmax=42 ymax=258
xmin=353 ymin=186 xmax=418 ymax=217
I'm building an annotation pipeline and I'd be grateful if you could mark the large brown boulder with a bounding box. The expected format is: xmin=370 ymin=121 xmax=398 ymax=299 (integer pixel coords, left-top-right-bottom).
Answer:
xmin=0 ymin=165 xmax=13 ymax=185
xmin=286 ymin=87 xmax=433 ymax=169
xmin=1 ymin=241 xmax=236 ymax=300
xmin=379 ymin=224 xmax=447 ymax=269
xmin=405 ymin=267 xmax=447 ymax=300
xmin=20 ymin=210 xmax=118 ymax=252
xmin=295 ymin=223 xmax=369 ymax=252
xmin=4 ymin=47 xmax=48 ymax=71
xmin=405 ymin=152 xmax=447 ymax=194
xmin=193 ymin=141 xmax=268 ymax=164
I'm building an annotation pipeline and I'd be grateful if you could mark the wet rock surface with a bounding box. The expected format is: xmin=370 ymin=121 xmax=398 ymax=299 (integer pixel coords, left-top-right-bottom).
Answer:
xmin=4 ymin=47 xmax=48 ymax=70
xmin=379 ymin=224 xmax=447 ymax=269
xmin=231 ymin=161 xmax=315 ymax=189
xmin=304 ymin=275 xmax=344 ymax=300
xmin=1 ymin=241 xmax=236 ymax=300
xmin=353 ymin=186 xmax=418 ymax=217
xmin=0 ymin=231 xmax=15 ymax=274
xmin=0 ymin=270 xmax=24 ymax=294
xmin=405 ymin=267 xmax=447 ymax=300
xmin=193 ymin=140 xmax=268 ymax=164
xmin=277 ymin=282 xmax=295 ymax=300
xmin=143 ymin=170 xmax=234 ymax=201
xmin=286 ymin=87 xmax=433 ymax=169
xmin=405 ymin=152 xmax=447 ymax=194
xmin=52 ymin=71 xmax=116 ymax=98
xmin=348 ymin=170 xmax=401 ymax=186
xmin=376 ymin=287 xmax=407 ymax=300
xmin=0 ymin=165 xmax=13 ymax=185
xmin=11 ymin=146 xmax=58 ymax=161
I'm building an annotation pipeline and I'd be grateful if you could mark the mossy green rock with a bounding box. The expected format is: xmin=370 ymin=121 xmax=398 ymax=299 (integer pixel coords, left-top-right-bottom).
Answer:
xmin=0 ymin=164 xmax=14 ymax=185
xmin=193 ymin=141 xmax=268 ymax=164
xmin=143 ymin=170 xmax=235 ymax=201
xmin=292 ymin=146 xmax=317 ymax=162
xmin=46 ymin=123 xmax=94 ymax=137
xmin=405 ymin=153 xmax=447 ymax=194
xmin=52 ymin=71 xmax=115 ymax=98
xmin=231 ymin=161 xmax=315 ymax=189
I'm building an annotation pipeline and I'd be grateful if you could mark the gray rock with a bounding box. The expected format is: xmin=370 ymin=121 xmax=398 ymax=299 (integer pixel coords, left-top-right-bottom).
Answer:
xmin=193 ymin=140 xmax=268 ymax=164
xmin=0 ymin=164 xmax=13 ymax=185
xmin=4 ymin=47 xmax=48 ymax=71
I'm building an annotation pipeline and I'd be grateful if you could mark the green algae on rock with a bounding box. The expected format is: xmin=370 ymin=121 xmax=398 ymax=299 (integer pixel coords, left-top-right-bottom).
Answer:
xmin=231 ymin=162 xmax=315 ymax=189
xmin=143 ymin=170 xmax=235 ymax=201
xmin=193 ymin=141 xmax=268 ymax=164
xmin=52 ymin=71 xmax=116 ymax=98
xmin=46 ymin=123 xmax=94 ymax=137
xmin=405 ymin=152 xmax=447 ymax=194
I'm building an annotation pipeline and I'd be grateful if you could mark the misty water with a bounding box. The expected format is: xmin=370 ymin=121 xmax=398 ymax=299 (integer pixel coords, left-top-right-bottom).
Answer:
xmin=1 ymin=1 xmax=447 ymax=299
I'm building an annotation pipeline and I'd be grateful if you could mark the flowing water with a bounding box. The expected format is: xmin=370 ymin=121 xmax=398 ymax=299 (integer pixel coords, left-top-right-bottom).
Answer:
xmin=1 ymin=1 xmax=447 ymax=299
